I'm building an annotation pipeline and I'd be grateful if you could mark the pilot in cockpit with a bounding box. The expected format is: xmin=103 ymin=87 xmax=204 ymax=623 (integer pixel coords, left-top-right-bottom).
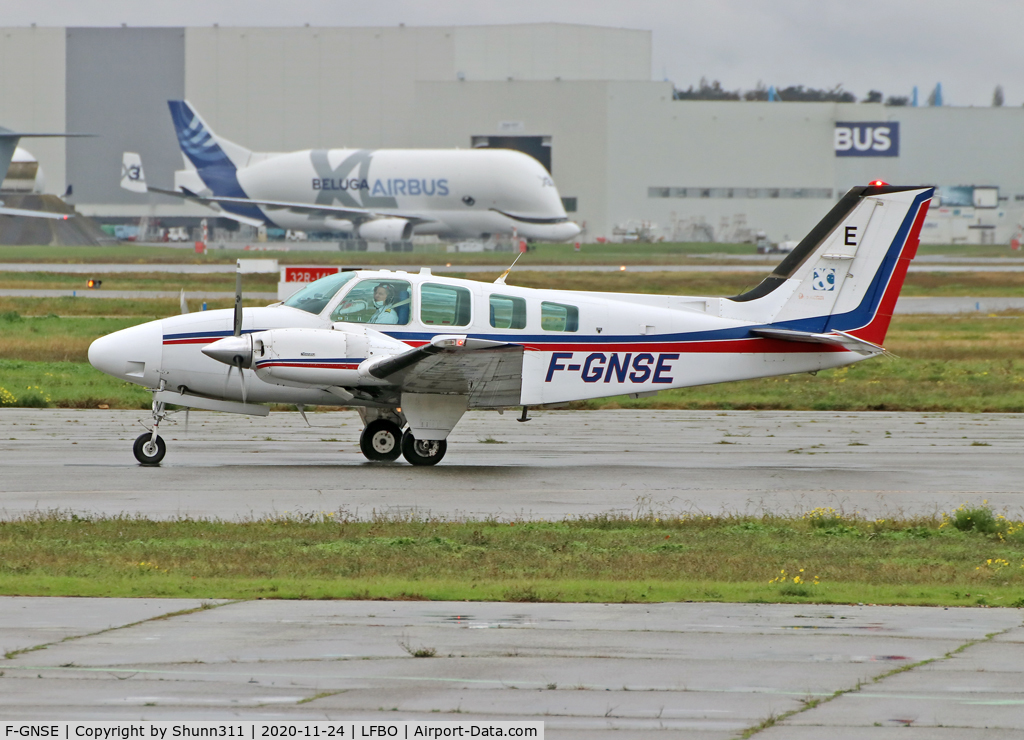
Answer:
xmin=368 ymin=283 xmax=400 ymax=324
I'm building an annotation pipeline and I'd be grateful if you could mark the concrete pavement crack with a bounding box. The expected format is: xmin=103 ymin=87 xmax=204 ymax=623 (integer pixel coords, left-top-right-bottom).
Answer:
xmin=2 ymin=599 xmax=240 ymax=661
xmin=737 ymin=619 xmax=1022 ymax=738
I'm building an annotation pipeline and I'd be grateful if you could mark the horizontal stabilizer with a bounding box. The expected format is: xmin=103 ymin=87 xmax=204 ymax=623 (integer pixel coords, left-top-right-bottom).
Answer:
xmin=753 ymin=327 xmax=885 ymax=356
xmin=146 ymin=186 xmax=266 ymax=227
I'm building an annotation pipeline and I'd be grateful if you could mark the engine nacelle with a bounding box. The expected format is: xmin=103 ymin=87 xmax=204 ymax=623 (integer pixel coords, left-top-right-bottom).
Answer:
xmin=357 ymin=217 xmax=413 ymax=241
xmin=251 ymin=326 xmax=410 ymax=389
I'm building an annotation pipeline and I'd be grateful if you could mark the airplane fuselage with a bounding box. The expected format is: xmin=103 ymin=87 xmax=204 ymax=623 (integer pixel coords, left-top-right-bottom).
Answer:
xmin=90 ymin=268 xmax=865 ymax=410
xmin=230 ymin=149 xmax=579 ymax=241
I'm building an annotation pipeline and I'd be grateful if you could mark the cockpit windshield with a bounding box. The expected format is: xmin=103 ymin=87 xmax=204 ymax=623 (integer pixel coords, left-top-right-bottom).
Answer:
xmin=282 ymin=271 xmax=358 ymax=315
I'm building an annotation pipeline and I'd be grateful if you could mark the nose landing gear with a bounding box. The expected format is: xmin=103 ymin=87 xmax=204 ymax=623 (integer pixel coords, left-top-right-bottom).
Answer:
xmin=134 ymin=395 xmax=168 ymax=465
xmin=133 ymin=432 xmax=166 ymax=465
xmin=134 ymin=393 xmax=168 ymax=466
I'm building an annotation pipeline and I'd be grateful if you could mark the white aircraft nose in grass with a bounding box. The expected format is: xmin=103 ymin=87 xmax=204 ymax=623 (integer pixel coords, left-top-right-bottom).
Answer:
xmin=90 ymin=183 xmax=933 ymax=467
xmin=121 ymin=100 xmax=581 ymax=242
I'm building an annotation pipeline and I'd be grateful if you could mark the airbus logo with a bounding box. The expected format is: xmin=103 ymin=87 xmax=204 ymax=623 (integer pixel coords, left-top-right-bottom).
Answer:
xmin=310 ymin=149 xmax=450 ymax=204
xmin=834 ymin=122 xmax=899 ymax=157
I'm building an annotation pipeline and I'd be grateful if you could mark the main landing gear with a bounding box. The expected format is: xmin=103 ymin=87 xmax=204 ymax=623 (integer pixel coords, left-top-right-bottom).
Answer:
xmin=400 ymin=433 xmax=446 ymax=466
xmin=356 ymin=408 xmax=448 ymax=466
xmin=359 ymin=419 xmax=403 ymax=461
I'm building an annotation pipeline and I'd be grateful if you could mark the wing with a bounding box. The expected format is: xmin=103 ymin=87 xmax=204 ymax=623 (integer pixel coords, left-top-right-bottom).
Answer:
xmin=363 ymin=336 xmax=524 ymax=408
xmin=149 ymin=186 xmax=434 ymax=226
xmin=0 ymin=202 xmax=71 ymax=220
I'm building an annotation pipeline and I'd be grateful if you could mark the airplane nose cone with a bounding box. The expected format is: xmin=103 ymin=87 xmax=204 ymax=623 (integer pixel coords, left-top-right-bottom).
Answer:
xmin=88 ymin=320 xmax=163 ymax=387
xmin=201 ymin=335 xmax=253 ymax=368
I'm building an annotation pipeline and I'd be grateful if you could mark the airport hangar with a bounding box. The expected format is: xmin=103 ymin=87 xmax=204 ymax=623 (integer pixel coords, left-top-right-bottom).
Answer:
xmin=2 ymin=22 xmax=1023 ymax=244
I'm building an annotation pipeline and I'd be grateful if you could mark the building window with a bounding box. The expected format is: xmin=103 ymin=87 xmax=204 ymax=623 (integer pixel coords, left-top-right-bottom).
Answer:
xmin=647 ymin=186 xmax=833 ymax=199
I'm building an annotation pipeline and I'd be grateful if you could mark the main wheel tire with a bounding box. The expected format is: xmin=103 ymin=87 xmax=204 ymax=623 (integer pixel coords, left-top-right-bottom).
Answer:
xmin=359 ymin=419 xmax=403 ymax=461
xmin=401 ymin=432 xmax=447 ymax=466
xmin=133 ymin=432 xmax=166 ymax=466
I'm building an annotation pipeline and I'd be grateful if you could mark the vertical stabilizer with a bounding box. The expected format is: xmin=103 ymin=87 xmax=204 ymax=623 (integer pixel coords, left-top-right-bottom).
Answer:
xmin=731 ymin=185 xmax=933 ymax=346
xmin=167 ymin=101 xmax=252 ymax=171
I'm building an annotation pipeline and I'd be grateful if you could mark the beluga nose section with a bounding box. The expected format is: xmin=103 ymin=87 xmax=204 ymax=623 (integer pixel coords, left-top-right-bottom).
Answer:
xmin=202 ymin=335 xmax=253 ymax=368
xmin=88 ymin=320 xmax=163 ymax=387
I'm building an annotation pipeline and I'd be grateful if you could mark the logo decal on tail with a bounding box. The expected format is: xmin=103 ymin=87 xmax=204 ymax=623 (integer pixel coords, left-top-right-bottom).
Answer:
xmin=813 ymin=268 xmax=835 ymax=291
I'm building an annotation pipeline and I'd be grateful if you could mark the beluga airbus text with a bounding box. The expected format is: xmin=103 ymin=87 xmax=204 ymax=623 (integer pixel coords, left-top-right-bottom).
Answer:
xmin=121 ymin=100 xmax=581 ymax=242
xmin=89 ymin=183 xmax=933 ymax=466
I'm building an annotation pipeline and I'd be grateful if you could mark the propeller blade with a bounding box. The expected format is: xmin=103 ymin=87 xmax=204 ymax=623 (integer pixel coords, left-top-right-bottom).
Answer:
xmin=233 ymin=269 xmax=243 ymax=337
xmin=179 ymin=288 xmax=190 ymax=314
xmin=235 ymin=357 xmax=247 ymax=405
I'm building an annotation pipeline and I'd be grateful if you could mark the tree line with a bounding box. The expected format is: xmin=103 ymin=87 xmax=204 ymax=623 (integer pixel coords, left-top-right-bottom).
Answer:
xmin=673 ymin=78 xmax=1007 ymax=106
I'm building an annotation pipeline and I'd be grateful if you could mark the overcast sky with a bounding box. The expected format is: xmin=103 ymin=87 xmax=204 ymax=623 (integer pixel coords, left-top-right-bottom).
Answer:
xmin=5 ymin=0 xmax=1022 ymax=107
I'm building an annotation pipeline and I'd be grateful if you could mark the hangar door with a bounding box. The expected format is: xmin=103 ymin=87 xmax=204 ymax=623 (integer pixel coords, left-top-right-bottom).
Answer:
xmin=471 ymin=135 xmax=551 ymax=174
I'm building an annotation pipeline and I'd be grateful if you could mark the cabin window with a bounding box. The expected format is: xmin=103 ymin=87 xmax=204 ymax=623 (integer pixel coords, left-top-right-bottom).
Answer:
xmin=283 ymin=271 xmax=357 ymax=315
xmin=541 ymin=301 xmax=579 ymax=332
xmin=489 ymin=294 xmax=527 ymax=329
xmin=421 ymin=283 xmax=472 ymax=326
xmin=329 ymin=279 xmax=411 ymax=325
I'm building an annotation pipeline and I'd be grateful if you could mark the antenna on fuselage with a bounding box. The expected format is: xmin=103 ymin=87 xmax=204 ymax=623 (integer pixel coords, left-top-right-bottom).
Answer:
xmin=493 ymin=250 xmax=524 ymax=286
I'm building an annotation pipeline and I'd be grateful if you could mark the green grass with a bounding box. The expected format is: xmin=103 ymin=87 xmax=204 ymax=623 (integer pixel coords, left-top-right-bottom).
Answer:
xmin=0 ymin=360 xmax=152 ymax=409
xmin=0 ymin=271 xmax=279 ymax=292
xmin=1 ymin=510 xmax=1022 ymax=605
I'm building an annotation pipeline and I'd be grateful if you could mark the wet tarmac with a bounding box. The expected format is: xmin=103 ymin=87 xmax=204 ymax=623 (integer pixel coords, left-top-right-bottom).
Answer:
xmin=3 ymin=409 xmax=1024 ymax=520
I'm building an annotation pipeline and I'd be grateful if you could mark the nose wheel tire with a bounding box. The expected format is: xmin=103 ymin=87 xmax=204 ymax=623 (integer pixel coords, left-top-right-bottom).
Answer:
xmin=133 ymin=432 xmax=166 ymax=466
xmin=401 ymin=432 xmax=447 ymax=466
xmin=359 ymin=419 xmax=403 ymax=461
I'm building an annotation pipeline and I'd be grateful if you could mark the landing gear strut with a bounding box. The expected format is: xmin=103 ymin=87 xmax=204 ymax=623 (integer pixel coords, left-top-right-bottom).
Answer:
xmin=359 ymin=419 xmax=403 ymax=461
xmin=134 ymin=394 xmax=168 ymax=465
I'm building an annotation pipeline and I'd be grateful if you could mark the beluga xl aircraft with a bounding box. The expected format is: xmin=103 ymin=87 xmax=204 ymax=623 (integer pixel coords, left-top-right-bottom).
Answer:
xmin=121 ymin=100 xmax=581 ymax=242
xmin=89 ymin=182 xmax=932 ymax=466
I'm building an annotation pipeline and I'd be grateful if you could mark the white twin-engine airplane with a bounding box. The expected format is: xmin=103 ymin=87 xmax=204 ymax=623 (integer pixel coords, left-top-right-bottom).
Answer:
xmin=88 ymin=183 xmax=932 ymax=466
xmin=121 ymin=100 xmax=581 ymax=242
